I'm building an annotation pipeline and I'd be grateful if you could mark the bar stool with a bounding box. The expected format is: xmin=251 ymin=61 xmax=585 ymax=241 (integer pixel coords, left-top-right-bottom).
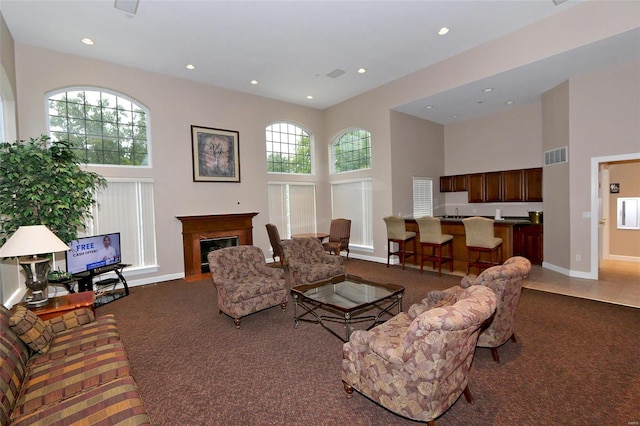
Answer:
xmin=383 ymin=216 xmax=416 ymax=269
xmin=415 ymin=216 xmax=453 ymax=277
xmin=462 ymin=217 xmax=503 ymax=274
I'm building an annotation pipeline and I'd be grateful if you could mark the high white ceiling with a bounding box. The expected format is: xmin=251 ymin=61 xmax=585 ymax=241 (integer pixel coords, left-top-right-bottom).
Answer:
xmin=2 ymin=1 xmax=639 ymax=124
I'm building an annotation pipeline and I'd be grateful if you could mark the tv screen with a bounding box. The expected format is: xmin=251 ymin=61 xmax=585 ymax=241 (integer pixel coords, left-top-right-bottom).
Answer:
xmin=65 ymin=233 xmax=122 ymax=275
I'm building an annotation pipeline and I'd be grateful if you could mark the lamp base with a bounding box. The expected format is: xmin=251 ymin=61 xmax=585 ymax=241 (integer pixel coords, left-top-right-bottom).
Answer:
xmin=26 ymin=290 xmax=49 ymax=307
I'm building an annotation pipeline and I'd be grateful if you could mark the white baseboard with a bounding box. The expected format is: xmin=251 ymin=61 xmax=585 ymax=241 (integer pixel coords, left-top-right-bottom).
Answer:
xmin=608 ymin=255 xmax=640 ymax=263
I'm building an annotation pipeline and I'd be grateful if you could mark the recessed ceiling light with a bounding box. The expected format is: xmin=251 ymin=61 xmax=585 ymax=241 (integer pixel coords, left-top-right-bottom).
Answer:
xmin=451 ymin=114 xmax=459 ymax=118
xmin=250 ymin=80 xmax=258 ymax=85
xmin=357 ymin=68 xmax=367 ymax=74
xmin=81 ymin=38 xmax=94 ymax=45
xmin=306 ymin=95 xmax=314 ymax=100
xmin=185 ymin=64 xmax=195 ymax=70
xmin=483 ymin=88 xmax=494 ymax=93
xmin=438 ymin=27 xmax=450 ymax=36
xmin=505 ymin=100 xmax=515 ymax=105
xmin=424 ymin=105 xmax=434 ymax=109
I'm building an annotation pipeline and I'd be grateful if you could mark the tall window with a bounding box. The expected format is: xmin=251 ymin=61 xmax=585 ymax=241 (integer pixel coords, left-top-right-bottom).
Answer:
xmin=86 ymin=179 xmax=157 ymax=270
xmin=266 ymin=122 xmax=311 ymax=174
xmin=331 ymin=179 xmax=373 ymax=248
xmin=332 ymin=129 xmax=371 ymax=173
xmin=48 ymin=88 xmax=150 ymax=166
xmin=268 ymin=183 xmax=317 ymax=237
xmin=413 ymin=177 xmax=433 ymax=218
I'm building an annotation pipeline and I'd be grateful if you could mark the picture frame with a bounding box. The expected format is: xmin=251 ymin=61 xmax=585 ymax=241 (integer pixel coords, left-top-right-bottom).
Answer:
xmin=191 ymin=125 xmax=240 ymax=182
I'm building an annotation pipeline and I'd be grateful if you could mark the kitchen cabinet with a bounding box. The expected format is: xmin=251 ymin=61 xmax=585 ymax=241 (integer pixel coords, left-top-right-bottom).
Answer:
xmin=440 ymin=176 xmax=453 ymax=192
xmin=485 ymin=172 xmax=503 ymax=202
xmin=524 ymin=168 xmax=543 ymax=201
xmin=502 ymin=169 xmax=524 ymax=201
xmin=513 ymin=224 xmax=543 ymax=265
xmin=467 ymin=173 xmax=485 ymax=203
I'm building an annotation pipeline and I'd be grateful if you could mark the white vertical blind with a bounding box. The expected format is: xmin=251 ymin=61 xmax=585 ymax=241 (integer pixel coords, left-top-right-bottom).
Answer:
xmin=87 ymin=179 xmax=157 ymax=268
xmin=331 ymin=179 xmax=373 ymax=247
xmin=268 ymin=183 xmax=316 ymax=237
xmin=413 ymin=177 xmax=433 ymax=218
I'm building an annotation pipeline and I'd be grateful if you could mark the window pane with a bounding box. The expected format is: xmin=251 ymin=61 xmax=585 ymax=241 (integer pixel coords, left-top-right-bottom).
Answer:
xmin=333 ymin=129 xmax=372 ymax=173
xmin=48 ymin=88 xmax=150 ymax=166
xmin=413 ymin=177 xmax=433 ymax=218
xmin=266 ymin=122 xmax=311 ymax=174
xmin=268 ymin=183 xmax=316 ymax=238
xmin=331 ymin=180 xmax=373 ymax=248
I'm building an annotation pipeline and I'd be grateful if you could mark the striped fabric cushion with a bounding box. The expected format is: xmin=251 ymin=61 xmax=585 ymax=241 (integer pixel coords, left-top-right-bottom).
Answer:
xmin=12 ymin=342 xmax=131 ymax=419
xmin=30 ymin=315 xmax=121 ymax=366
xmin=9 ymin=376 xmax=151 ymax=426
xmin=0 ymin=330 xmax=30 ymax=426
xmin=8 ymin=305 xmax=54 ymax=354
xmin=46 ymin=308 xmax=95 ymax=334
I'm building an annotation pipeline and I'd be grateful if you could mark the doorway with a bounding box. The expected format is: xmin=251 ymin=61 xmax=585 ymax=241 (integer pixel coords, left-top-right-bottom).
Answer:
xmin=591 ymin=153 xmax=640 ymax=280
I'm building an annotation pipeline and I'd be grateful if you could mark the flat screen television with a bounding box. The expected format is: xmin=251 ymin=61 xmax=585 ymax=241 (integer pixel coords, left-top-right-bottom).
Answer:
xmin=65 ymin=232 xmax=122 ymax=275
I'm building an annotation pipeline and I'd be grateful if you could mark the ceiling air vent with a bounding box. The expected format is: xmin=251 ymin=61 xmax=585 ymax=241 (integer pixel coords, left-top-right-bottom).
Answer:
xmin=544 ymin=146 xmax=568 ymax=166
xmin=326 ymin=69 xmax=346 ymax=79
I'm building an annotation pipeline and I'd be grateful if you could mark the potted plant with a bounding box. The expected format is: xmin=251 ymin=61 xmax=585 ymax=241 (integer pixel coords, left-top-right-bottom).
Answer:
xmin=0 ymin=134 xmax=107 ymax=246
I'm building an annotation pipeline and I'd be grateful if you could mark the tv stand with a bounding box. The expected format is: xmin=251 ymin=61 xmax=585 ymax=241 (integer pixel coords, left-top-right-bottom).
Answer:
xmin=73 ymin=263 xmax=130 ymax=307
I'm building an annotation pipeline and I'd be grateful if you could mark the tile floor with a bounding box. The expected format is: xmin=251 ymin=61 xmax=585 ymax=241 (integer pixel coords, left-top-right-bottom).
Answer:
xmin=525 ymin=259 xmax=640 ymax=308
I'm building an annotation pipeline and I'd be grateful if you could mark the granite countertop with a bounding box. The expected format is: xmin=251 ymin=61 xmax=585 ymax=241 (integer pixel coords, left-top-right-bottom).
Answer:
xmin=406 ymin=216 xmax=537 ymax=225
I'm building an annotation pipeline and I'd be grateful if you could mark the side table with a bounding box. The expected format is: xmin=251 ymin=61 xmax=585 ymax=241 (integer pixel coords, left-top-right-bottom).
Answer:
xmin=26 ymin=292 xmax=95 ymax=321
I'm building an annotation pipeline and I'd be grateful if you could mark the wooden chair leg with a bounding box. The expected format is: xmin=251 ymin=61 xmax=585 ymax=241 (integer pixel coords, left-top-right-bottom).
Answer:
xmin=491 ymin=347 xmax=500 ymax=363
xmin=400 ymin=240 xmax=406 ymax=269
xmin=463 ymin=385 xmax=474 ymax=404
xmin=510 ymin=333 xmax=517 ymax=343
xmin=386 ymin=240 xmax=391 ymax=267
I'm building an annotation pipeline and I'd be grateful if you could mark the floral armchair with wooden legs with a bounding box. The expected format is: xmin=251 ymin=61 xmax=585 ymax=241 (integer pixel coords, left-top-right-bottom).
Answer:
xmin=208 ymin=245 xmax=288 ymax=328
xmin=281 ymin=237 xmax=345 ymax=285
xmin=342 ymin=285 xmax=497 ymax=425
xmin=422 ymin=256 xmax=531 ymax=363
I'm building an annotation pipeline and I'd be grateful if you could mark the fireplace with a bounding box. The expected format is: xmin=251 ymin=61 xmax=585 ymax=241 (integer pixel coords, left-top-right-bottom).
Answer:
xmin=200 ymin=236 xmax=238 ymax=273
xmin=177 ymin=213 xmax=258 ymax=281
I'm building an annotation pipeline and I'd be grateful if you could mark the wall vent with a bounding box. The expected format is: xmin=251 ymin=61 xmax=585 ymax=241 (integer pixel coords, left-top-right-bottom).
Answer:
xmin=544 ymin=146 xmax=568 ymax=166
xmin=326 ymin=69 xmax=346 ymax=79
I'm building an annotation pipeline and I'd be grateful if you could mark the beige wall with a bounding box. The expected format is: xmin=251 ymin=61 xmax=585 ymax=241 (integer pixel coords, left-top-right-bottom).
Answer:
xmin=14 ymin=44 xmax=327 ymax=285
xmin=608 ymin=161 xmax=640 ymax=258
xmin=442 ymin=103 xmax=544 ymax=218
xmin=568 ymin=60 xmax=640 ymax=273
xmin=541 ymin=81 xmax=571 ymax=271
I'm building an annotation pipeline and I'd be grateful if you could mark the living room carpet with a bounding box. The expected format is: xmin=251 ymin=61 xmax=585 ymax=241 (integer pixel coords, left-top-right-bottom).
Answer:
xmin=96 ymin=259 xmax=640 ymax=425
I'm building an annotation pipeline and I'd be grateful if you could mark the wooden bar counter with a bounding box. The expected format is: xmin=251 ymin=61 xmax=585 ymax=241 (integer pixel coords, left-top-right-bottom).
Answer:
xmin=405 ymin=217 xmax=530 ymax=274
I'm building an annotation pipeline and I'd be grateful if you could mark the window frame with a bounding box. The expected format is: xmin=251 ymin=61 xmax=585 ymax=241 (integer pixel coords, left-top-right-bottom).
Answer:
xmin=331 ymin=128 xmax=372 ymax=174
xmin=266 ymin=121 xmax=313 ymax=175
xmin=46 ymin=87 xmax=152 ymax=168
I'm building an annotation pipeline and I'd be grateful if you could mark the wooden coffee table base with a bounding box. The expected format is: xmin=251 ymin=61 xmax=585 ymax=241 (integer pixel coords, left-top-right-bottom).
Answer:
xmin=27 ymin=292 xmax=95 ymax=321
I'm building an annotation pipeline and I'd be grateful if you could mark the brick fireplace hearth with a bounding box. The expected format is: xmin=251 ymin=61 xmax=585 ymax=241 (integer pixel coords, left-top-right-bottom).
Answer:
xmin=177 ymin=213 xmax=258 ymax=281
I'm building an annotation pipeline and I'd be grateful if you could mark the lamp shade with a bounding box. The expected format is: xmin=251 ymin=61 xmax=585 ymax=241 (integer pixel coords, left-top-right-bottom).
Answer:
xmin=0 ymin=225 xmax=70 ymax=258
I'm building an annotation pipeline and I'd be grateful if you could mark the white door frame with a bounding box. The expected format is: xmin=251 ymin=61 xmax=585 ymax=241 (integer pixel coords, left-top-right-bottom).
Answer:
xmin=590 ymin=152 xmax=640 ymax=280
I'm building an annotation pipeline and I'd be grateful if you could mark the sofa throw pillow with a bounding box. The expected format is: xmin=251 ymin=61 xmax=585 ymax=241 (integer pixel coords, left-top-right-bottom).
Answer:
xmin=9 ymin=305 xmax=54 ymax=354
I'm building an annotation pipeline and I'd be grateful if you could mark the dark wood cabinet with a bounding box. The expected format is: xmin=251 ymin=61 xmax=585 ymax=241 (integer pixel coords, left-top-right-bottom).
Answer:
xmin=524 ymin=168 xmax=543 ymax=201
xmin=452 ymin=174 xmax=467 ymax=191
xmin=467 ymin=173 xmax=485 ymax=203
xmin=440 ymin=176 xmax=453 ymax=192
xmin=485 ymin=172 xmax=502 ymax=202
xmin=502 ymin=169 xmax=524 ymax=201
xmin=513 ymin=224 xmax=543 ymax=265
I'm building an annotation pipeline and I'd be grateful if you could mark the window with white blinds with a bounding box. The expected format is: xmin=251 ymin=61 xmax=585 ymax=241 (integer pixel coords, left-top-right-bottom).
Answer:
xmin=268 ymin=183 xmax=317 ymax=237
xmin=331 ymin=179 xmax=373 ymax=248
xmin=413 ymin=177 xmax=433 ymax=218
xmin=84 ymin=179 xmax=157 ymax=269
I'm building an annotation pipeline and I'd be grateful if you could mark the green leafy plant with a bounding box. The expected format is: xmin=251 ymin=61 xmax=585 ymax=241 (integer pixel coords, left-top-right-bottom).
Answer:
xmin=0 ymin=135 xmax=107 ymax=246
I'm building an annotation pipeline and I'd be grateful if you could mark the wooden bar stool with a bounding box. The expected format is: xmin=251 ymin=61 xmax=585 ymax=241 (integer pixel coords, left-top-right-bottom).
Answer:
xmin=415 ymin=216 xmax=453 ymax=277
xmin=383 ymin=216 xmax=416 ymax=270
xmin=462 ymin=217 xmax=503 ymax=274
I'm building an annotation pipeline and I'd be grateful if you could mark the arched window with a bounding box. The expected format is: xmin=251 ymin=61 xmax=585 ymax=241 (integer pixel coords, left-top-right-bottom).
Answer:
xmin=332 ymin=128 xmax=371 ymax=173
xmin=266 ymin=122 xmax=311 ymax=174
xmin=48 ymin=88 xmax=150 ymax=166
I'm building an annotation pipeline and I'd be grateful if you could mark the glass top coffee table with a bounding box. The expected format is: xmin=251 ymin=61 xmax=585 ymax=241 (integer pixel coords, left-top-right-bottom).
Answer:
xmin=291 ymin=274 xmax=404 ymax=342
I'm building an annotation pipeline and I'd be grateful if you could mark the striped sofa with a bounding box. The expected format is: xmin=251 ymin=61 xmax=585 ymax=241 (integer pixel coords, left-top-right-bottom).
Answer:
xmin=0 ymin=303 xmax=150 ymax=425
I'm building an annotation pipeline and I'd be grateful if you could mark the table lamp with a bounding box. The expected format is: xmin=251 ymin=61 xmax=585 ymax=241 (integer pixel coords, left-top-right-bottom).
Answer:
xmin=0 ymin=225 xmax=70 ymax=307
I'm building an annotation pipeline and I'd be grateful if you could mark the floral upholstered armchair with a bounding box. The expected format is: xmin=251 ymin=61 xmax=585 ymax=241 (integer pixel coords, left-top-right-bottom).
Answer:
xmin=281 ymin=237 xmax=345 ymax=285
xmin=423 ymin=256 xmax=531 ymax=362
xmin=342 ymin=285 xmax=497 ymax=424
xmin=208 ymin=246 xmax=288 ymax=328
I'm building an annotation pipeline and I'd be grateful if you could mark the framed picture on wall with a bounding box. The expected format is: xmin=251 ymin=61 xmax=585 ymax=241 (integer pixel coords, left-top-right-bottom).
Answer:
xmin=191 ymin=125 xmax=240 ymax=182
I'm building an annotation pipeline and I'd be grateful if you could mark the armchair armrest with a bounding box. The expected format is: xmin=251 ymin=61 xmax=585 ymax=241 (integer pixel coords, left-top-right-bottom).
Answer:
xmin=460 ymin=275 xmax=478 ymax=288
xmin=46 ymin=308 xmax=95 ymax=334
xmin=255 ymin=263 xmax=285 ymax=278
